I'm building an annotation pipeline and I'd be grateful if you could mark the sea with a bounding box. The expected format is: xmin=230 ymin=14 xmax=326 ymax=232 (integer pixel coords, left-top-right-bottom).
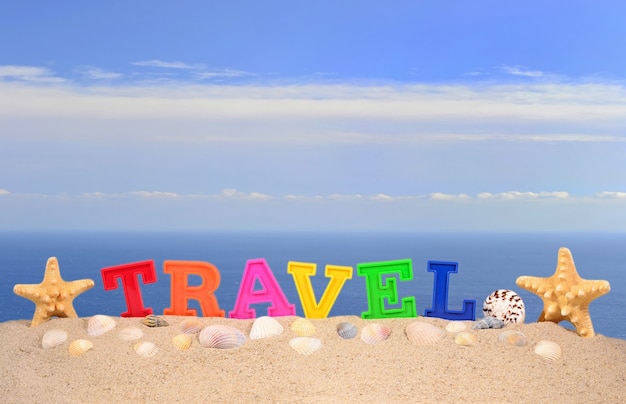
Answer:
xmin=1 ymin=231 xmax=624 ymax=339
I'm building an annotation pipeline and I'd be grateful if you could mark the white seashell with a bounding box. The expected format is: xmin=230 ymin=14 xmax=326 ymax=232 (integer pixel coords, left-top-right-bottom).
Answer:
xmin=199 ymin=325 xmax=246 ymax=349
xmin=134 ymin=341 xmax=159 ymax=358
xmin=42 ymin=329 xmax=68 ymax=349
xmin=118 ymin=326 xmax=144 ymax=342
xmin=249 ymin=316 xmax=284 ymax=340
xmin=87 ymin=314 xmax=116 ymax=337
xmin=336 ymin=322 xmax=358 ymax=339
xmin=534 ymin=340 xmax=562 ymax=361
xmin=482 ymin=289 xmax=526 ymax=324
xmin=454 ymin=331 xmax=477 ymax=346
xmin=289 ymin=337 xmax=322 ymax=356
xmin=179 ymin=317 xmax=203 ymax=334
xmin=68 ymin=339 xmax=93 ymax=356
xmin=445 ymin=321 xmax=467 ymax=333
xmin=405 ymin=321 xmax=446 ymax=346
xmin=360 ymin=323 xmax=391 ymax=345
xmin=497 ymin=330 xmax=527 ymax=347
xmin=172 ymin=334 xmax=193 ymax=351
xmin=290 ymin=317 xmax=316 ymax=337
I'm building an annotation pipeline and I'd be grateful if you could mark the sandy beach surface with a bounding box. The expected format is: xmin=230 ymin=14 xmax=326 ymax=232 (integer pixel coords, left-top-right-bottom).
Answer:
xmin=1 ymin=315 xmax=624 ymax=403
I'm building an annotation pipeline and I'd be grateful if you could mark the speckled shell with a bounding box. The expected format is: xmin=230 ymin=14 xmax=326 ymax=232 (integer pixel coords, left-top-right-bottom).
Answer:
xmin=179 ymin=317 xmax=203 ymax=334
xmin=172 ymin=334 xmax=192 ymax=351
xmin=289 ymin=337 xmax=322 ymax=356
xmin=445 ymin=321 xmax=467 ymax=333
xmin=249 ymin=316 xmax=284 ymax=340
xmin=199 ymin=325 xmax=246 ymax=349
xmin=497 ymin=330 xmax=527 ymax=347
xmin=290 ymin=317 xmax=316 ymax=337
xmin=360 ymin=323 xmax=391 ymax=345
xmin=134 ymin=341 xmax=159 ymax=358
xmin=534 ymin=340 xmax=562 ymax=361
xmin=454 ymin=331 xmax=477 ymax=346
xmin=141 ymin=314 xmax=169 ymax=327
xmin=42 ymin=329 xmax=68 ymax=349
xmin=405 ymin=321 xmax=446 ymax=346
xmin=483 ymin=289 xmax=526 ymax=324
xmin=118 ymin=326 xmax=144 ymax=342
xmin=87 ymin=314 xmax=116 ymax=337
xmin=68 ymin=339 xmax=93 ymax=356
xmin=336 ymin=322 xmax=358 ymax=339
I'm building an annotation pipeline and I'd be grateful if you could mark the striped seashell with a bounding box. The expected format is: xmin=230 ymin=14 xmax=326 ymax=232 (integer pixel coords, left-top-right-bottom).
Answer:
xmin=249 ymin=316 xmax=284 ymax=340
xmin=141 ymin=314 xmax=169 ymax=327
xmin=87 ymin=314 xmax=116 ymax=337
xmin=134 ymin=341 xmax=159 ymax=358
xmin=42 ymin=329 xmax=68 ymax=349
xmin=118 ymin=326 xmax=144 ymax=342
xmin=289 ymin=337 xmax=322 ymax=356
xmin=68 ymin=339 xmax=93 ymax=356
xmin=534 ymin=340 xmax=562 ymax=361
xmin=482 ymin=289 xmax=526 ymax=324
xmin=360 ymin=323 xmax=391 ymax=345
xmin=405 ymin=321 xmax=446 ymax=346
xmin=172 ymin=334 xmax=193 ymax=351
xmin=290 ymin=317 xmax=316 ymax=337
xmin=199 ymin=325 xmax=246 ymax=349
xmin=497 ymin=330 xmax=527 ymax=347
xmin=445 ymin=321 xmax=467 ymax=333
xmin=336 ymin=322 xmax=358 ymax=339
xmin=179 ymin=317 xmax=203 ymax=334
xmin=454 ymin=331 xmax=477 ymax=346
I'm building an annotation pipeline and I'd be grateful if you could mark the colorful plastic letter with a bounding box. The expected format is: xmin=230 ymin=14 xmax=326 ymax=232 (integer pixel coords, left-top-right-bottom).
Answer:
xmin=357 ymin=259 xmax=417 ymax=319
xmin=162 ymin=260 xmax=225 ymax=317
xmin=229 ymin=258 xmax=296 ymax=319
xmin=101 ymin=260 xmax=156 ymax=317
xmin=424 ymin=260 xmax=476 ymax=320
xmin=287 ymin=261 xmax=353 ymax=318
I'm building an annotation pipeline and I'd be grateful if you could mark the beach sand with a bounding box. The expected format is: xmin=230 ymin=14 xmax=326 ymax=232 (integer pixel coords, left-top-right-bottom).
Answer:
xmin=1 ymin=315 xmax=624 ymax=403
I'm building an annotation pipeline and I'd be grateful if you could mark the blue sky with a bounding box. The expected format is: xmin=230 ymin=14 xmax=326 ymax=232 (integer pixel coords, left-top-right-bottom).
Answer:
xmin=1 ymin=1 xmax=625 ymax=231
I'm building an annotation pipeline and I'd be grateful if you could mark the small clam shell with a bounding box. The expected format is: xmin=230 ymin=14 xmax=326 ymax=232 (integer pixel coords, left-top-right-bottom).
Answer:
xmin=172 ymin=334 xmax=193 ymax=351
xmin=454 ymin=331 xmax=477 ymax=346
xmin=249 ymin=316 xmax=284 ymax=340
xmin=289 ymin=337 xmax=322 ymax=356
xmin=42 ymin=329 xmax=68 ymax=349
xmin=199 ymin=325 xmax=246 ymax=349
xmin=141 ymin=314 xmax=169 ymax=327
xmin=445 ymin=321 xmax=467 ymax=333
xmin=360 ymin=323 xmax=391 ymax=345
xmin=534 ymin=340 xmax=562 ymax=361
xmin=290 ymin=317 xmax=316 ymax=337
xmin=405 ymin=321 xmax=446 ymax=346
xmin=179 ymin=317 xmax=203 ymax=334
xmin=87 ymin=314 xmax=116 ymax=337
xmin=497 ymin=330 xmax=527 ymax=347
xmin=134 ymin=341 xmax=159 ymax=358
xmin=336 ymin=322 xmax=358 ymax=339
xmin=68 ymin=339 xmax=93 ymax=356
xmin=483 ymin=289 xmax=525 ymax=324
xmin=118 ymin=326 xmax=144 ymax=342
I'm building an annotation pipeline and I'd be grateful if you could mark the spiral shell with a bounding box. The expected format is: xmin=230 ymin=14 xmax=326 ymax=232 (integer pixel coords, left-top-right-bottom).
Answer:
xmin=405 ymin=321 xmax=446 ymax=346
xmin=179 ymin=317 xmax=203 ymax=334
xmin=360 ymin=323 xmax=391 ymax=345
xmin=134 ymin=341 xmax=159 ymax=358
xmin=534 ymin=340 xmax=562 ymax=361
xmin=118 ymin=326 xmax=144 ymax=342
xmin=141 ymin=314 xmax=169 ymax=327
xmin=290 ymin=317 xmax=316 ymax=337
xmin=199 ymin=325 xmax=246 ymax=349
xmin=483 ymin=289 xmax=525 ymax=324
xmin=42 ymin=329 xmax=68 ymax=349
xmin=172 ymin=334 xmax=193 ymax=351
xmin=87 ymin=314 xmax=116 ymax=337
xmin=68 ymin=339 xmax=93 ymax=356
xmin=289 ymin=337 xmax=322 ymax=356
xmin=454 ymin=331 xmax=477 ymax=346
xmin=497 ymin=330 xmax=527 ymax=347
xmin=249 ymin=316 xmax=284 ymax=340
xmin=445 ymin=321 xmax=467 ymax=333
xmin=336 ymin=322 xmax=358 ymax=339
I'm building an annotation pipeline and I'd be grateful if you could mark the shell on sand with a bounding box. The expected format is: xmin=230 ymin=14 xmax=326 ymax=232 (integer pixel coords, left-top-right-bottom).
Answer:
xmin=172 ymin=334 xmax=192 ymax=351
xmin=134 ymin=341 xmax=159 ymax=358
xmin=290 ymin=317 xmax=316 ymax=337
xmin=336 ymin=322 xmax=358 ymax=339
xmin=179 ymin=317 xmax=203 ymax=334
xmin=199 ymin=325 xmax=246 ymax=349
xmin=534 ymin=340 xmax=562 ymax=361
xmin=87 ymin=314 xmax=116 ymax=337
xmin=68 ymin=339 xmax=93 ymax=356
xmin=42 ymin=329 xmax=68 ymax=349
xmin=497 ymin=330 xmax=527 ymax=347
xmin=405 ymin=321 xmax=446 ymax=346
xmin=361 ymin=323 xmax=391 ymax=345
xmin=454 ymin=331 xmax=477 ymax=346
xmin=249 ymin=316 xmax=284 ymax=340
xmin=118 ymin=326 xmax=144 ymax=342
xmin=472 ymin=316 xmax=505 ymax=330
xmin=289 ymin=337 xmax=322 ymax=356
xmin=445 ymin=321 xmax=467 ymax=333
xmin=141 ymin=314 xmax=169 ymax=328
xmin=483 ymin=289 xmax=526 ymax=324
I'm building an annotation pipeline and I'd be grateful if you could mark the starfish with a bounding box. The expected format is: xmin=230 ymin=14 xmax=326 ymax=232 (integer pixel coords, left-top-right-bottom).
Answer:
xmin=13 ymin=257 xmax=95 ymax=327
xmin=516 ymin=247 xmax=610 ymax=338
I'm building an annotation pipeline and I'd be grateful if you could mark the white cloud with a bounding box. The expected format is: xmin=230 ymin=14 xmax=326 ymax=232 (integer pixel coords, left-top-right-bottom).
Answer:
xmin=194 ymin=69 xmax=255 ymax=80
xmin=0 ymin=65 xmax=64 ymax=83
xmin=131 ymin=60 xmax=204 ymax=69
xmin=596 ymin=191 xmax=626 ymax=199
xmin=430 ymin=193 xmax=470 ymax=200
xmin=500 ymin=65 xmax=544 ymax=78
xmin=0 ymin=189 xmax=10 ymax=195
xmin=76 ymin=66 xmax=123 ymax=80
xmin=128 ymin=191 xmax=181 ymax=199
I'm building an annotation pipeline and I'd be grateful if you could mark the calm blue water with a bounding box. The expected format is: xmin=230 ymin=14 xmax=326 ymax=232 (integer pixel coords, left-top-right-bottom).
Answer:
xmin=0 ymin=232 xmax=624 ymax=339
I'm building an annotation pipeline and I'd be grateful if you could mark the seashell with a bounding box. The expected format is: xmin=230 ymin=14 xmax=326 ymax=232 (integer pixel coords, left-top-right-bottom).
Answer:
xmin=405 ymin=321 xmax=446 ymax=346
xmin=141 ymin=314 xmax=169 ymax=327
xmin=445 ymin=321 xmax=467 ymax=333
xmin=199 ymin=325 xmax=246 ymax=349
xmin=497 ymin=330 xmax=527 ymax=347
xmin=482 ymin=289 xmax=526 ymax=324
xmin=289 ymin=337 xmax=322 ymax=356
xmin=68 ymin=339 xmax=93 ymax=356
xmin=336 ymin=322 xmax=358 ymax=339
xmin=87 ymin=314 xmax=116 ymax=337
xmin=360 ymin=323 xmax=391 ymax=345
xmin=534 ymin=340 xmax=562 ymax=361
xmin=454 ymin=331 xmax=477 ymax=346
xmin=42 ymin=329 xmax=68 ymax=349
xmin=172 ymin=334 xmax=192 ymax=351
xmin=179 ymin=317 xmax=203 ymax=334
xmin=249 ymin=316 xmax=284 ymax=340
xmin=290 ymin=317 xmax=316 ymax=337
xmin=472 ymin=316 xmax=505 ymax=330
xmin=118 ymin=326 xmax=144 ymax=342
xmin=134 ymin=341 xmax=159 ymax=358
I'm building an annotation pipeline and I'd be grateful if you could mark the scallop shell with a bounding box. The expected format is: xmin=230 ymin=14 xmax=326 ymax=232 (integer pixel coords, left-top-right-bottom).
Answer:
xmin=454 ymin=331 xmax=477 ymax=346
xmin=289 ymin=337 xmax=322 ymax=356
xmin=405 ymin=321 xmax=446 ymax=346
xmin=134 ymin=341 xmax=159 ymax=358
xmin=141 ymin=314 xmax=169 ymax=327
xmin=172 ymin=334 xmax=193 ymax=351
xmin=483 ymin=289 xmax=526 ymax=324
xmin=360 ymin=323 xmax=391 ymax=345
xmin=179 ymin=317 xmax=203 ymax=334
xmin=68 ymin=339 xmax=93 ymax=356
xmin=249 ymin=316 xmax=284 ymax=340
xmin=118 ymin=326 xmax=144 ymax=342
xmin=290 ymin=317 xmax=316 ymax=337
xmin=199 ymin=325 xmax=246 ymax=349
xmin=42 ymin=329 xmax=68 ymax=349
xmin=534 ymin=340 xmax=562 ymax=361
xmin=445 ymin=321 xmax=467 ymax=333
xmin=87 ymin=314 xmax=116 ymax=337
xmin=336 ymin=322 xmax=358 ymax=339
xmin=497 ymin=330 xmax=527 ymax=347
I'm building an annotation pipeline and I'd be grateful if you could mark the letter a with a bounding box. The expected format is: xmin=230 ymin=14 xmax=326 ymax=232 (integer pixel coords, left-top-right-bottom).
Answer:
xmin=163 ymin=260 xmax=225 ymax=317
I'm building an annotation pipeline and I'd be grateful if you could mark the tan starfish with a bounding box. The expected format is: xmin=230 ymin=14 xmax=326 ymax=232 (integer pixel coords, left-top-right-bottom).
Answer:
xmin=13 ymin=257 xmax=95 ymax=327
xmin=516 ymin=247 xmax=610 ymax=337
